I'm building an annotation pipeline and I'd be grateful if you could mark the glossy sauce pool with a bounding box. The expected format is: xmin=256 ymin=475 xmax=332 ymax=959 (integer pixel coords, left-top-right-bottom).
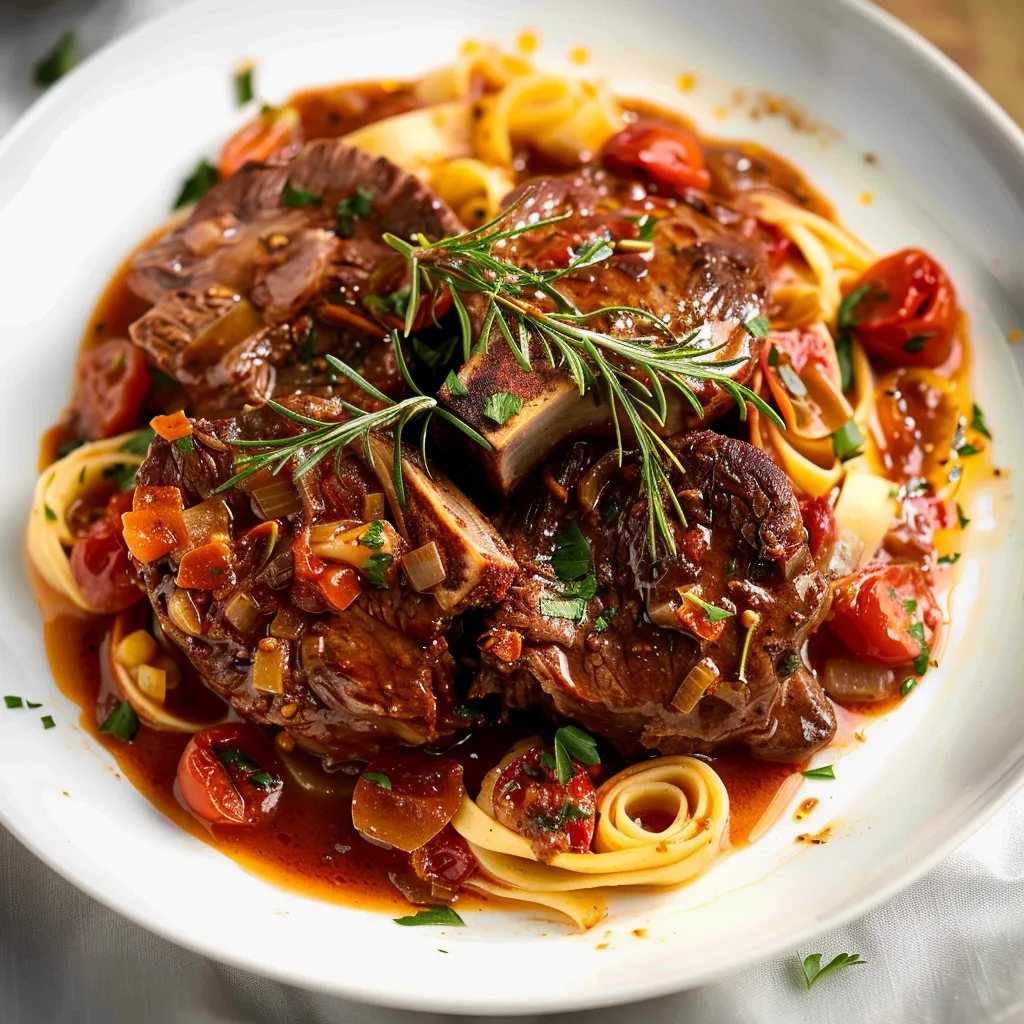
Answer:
xmin=29 ymin=75 xmax=988 ymax=917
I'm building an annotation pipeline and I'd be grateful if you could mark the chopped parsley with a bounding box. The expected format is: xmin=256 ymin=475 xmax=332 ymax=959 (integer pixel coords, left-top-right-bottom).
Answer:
xmin=412 ymin=334 xmax=459 ymax=373
xmin=174 ymin=436 xmax=194 ymax=455
xmin=902 ymin=331 xmax=935 ymax=354
xmin=4 ymin=696 xmax=24 ymax=709
xmin=27 ymin=701 xmax=42 ymax=709
xmin=365 ymin=284 xmax=410 ymax=320
xmin=802 ymin=765 xmax=835 ymax=780
xmin=120 ymin=429 xmax=156 ymax=457
xmin=957 ymin=443 xmax=981 ymax=457
xmin=539 ymin=596 xmax=587 ymax=622
xmin=445 ymin=370 xmax=468 ymax=397
xmin=680 ymin=591 xmax=734 ymax=625
xmin=552 ymin=520 xmax=592 ymax=581
xmin=393 ymin=907 xmax=465 ymax=927
xmin=362 ymin=771 xmax=392 ymax=790
xmin=482 ymin=391 xmax=523 ymax=426
xmin=743 ymin=315 xmax=770 ymax=339
xmin=957 ymin=503 xmax=970 ymax=529
xmin=801 ymin=952 xmax=865 ymax=989
xmin=907 ymin=621 xmax=930 ymax=677
xmin=360 ymin=520 xmax=385 ymax=550
xmin=281 ymin=181 xmax=322 ymax=207
xmin=57 ymin=438 xmax=85 ymax=458
xmin=835 ymin=283 xmax=871 ymax=392
xmin=41 ymin=716 xmax=56 ymax=730
xmin=937 ymin=552 xmax=961 ymax=566
xmin=217 ymin=747 xmax=279 ymax=791
xmin=780 ymin=653 xmax=801 ymax=676
xmin=832 ymin=419 xmax=865 ymax=462
xmin=173 ymin=159 xmax=220 ymax=210
xmin=98 ymin=700 xmax=139 ymax=743
xmin=970 ymin=402 xmax=992 ymax=440
xmin=34 ymin=31 xmax=78 ymax=88
xmin=234 ymin=65 xmax=255 ymax=106
xmin=364 ymin=552 xmax=394 ymax=588
xmin=561 ymin=574 xmax=598 ymax=600
xmin=591 ymin=607 xmax=617 ymax=633
xmin=336 ymin=188 xmax=373 ymax=238
xmin=44 ymin=504 xmax=57 ymax=522
xmin=900 ymin=677 xmax=917 ymax=697
xmin=767 ymin=346 xmax=780 ymax=367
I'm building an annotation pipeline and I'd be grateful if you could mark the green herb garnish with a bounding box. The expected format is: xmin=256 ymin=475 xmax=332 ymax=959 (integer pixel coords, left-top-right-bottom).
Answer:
xmin=57 ymin=438 xmax=85 ymax=458
xmin=336 ymin=187 xmax=373 ymax=238
xmin=780 ymin=653 xmax=800 ymax=676
xmin=551 ymin=724 xmax=600 ymax=785
xmin=900 ymin=677 xmax=917 ymax=696
xmin=958 ymin=443 xmax=981 ymax=457
xmin=902 ymin=332 xmax=934 ymax=354
xmin=591 ymin=607 xmax=617 ymax=633
xmin=802 ymin=765 xmax=835 ymax=780
xmin=4 ymin=696 xmax=24 ymax=709
xmin=360 ymin=520 xmax=385 ymax=550
xmin=281 ymin=181 xmax=322 ymax=207
xmin=835 ymin=283 xmax=871 ymax=392
xmin=482 ymin=391 xmax=523 ymax=426
xmin=41 ymin=716 xmax=56 ymax=730
xmin=680 ymin=591 xmax=734 ymax=625
xmin=907 ymin=621 xmax=930 ymax=676
xmin=234 ymin=65 xmax=255 ymax=106
xmin=393 ymin=907 xmax=466 ymax=927
xmin=957 ymin=503 xmax=970 ymax=529
xmin=362 ymin=771 xmax=392 ymax=789
xmin=175 ymin=436 xmax=194 ymax=455
xmin=34 ymin=32 xmax=78 ymax=88
xmin=801 ymin=952 xmax=865 ymax=989
xmin=44 ymin=504 xmax=57 ymax=522
xmin=364 ymin=552 xmax=394 ymax=588
xmin=832 ymin=419 xmax=865 ymax=462
xmin=98 ymin=701 xmax=139 ymax=743
xmin=970 ymin=402 xmax=991 ymax=439
xmin=445 ymin=370 xmax=468 ymax=397
xmin=173 ymin=159 xmax=220 ymax=210
xmin=937 ymin=552 xmax=961 ymax=566
xmin=552 ymin=519 xmax=591 ymax=581
xmin=539 ymin=596 xmax=587 ymax=622
xmin=743 ymin=315 xmax=770 ymax=339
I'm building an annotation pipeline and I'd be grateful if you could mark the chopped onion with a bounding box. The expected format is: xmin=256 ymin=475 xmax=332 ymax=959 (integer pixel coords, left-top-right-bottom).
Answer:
xmin=167 ymin=587 xmax=202 ymax=636
xmin=402 ymin=541 xmax=446 ymax=592
xmin=270 ymin=604 xmax=305 ymax=640
xmin=823 ymin=658 xmax=897 ymax=702
xmin=363 ymin=492 xmax=385 ymax=520
xmin=671 ymin=658 xmax=720 ymax=714
xmin=253 ymin=639 xmax=286 ymax=694
xmin=116 ymin=629 xmax=158 ymax=670
xmin=136 ymin=664 xmax=167 ymax=703
xmin=181 ymin=497 xmax=231 ymax=549
xmin=223 ymin=591 xmax=261 ymax=632
xmin=249 ymin=472 xmax=302 ymax=519
xmin=577 ymin=451 xmax=620 ymax=513
xmin=308 ymin=519 xmax=399 ymax=570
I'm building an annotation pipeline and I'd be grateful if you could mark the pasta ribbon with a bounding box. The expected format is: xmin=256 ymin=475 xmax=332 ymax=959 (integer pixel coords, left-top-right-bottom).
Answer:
xmin=453 ymin=752 xmax=729 ymax=929
xmin=27 ymin=432 xmax=147 ymax=611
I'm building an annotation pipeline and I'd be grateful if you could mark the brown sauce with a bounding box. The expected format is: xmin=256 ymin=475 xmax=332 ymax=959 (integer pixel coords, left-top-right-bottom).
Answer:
xmin=28 ymin=72 xmax=986 ymax=914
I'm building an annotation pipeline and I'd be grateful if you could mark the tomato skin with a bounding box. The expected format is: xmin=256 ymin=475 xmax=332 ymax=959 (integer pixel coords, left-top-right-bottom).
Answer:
xmin=846 ymin=249 xmax=958 ymax=368
xmin=600 ymin=121 xmax=711 ymax=194
xmin=800 ymin=496 xmax=837 ymax=566
xmin=830 ymin=563 xmax=940 ymax=666
xmin=177 ymin=724 xmax=282 ymax=827
xmin=69 ymin=339 xmax=151 ymax=440
xmin=69 ymin=491 xmax=143 ymax=614
xmin=411 ymin=826 xmax=476 ymax=894
xmin=218 ymin=105 xmax=302 ymax=178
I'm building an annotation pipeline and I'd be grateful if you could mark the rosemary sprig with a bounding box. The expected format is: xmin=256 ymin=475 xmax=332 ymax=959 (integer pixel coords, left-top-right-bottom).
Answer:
xmin=213 ymin=338 xmax=489 ymax=507
xmin=382 ymin=192 xmax=783 ymax=555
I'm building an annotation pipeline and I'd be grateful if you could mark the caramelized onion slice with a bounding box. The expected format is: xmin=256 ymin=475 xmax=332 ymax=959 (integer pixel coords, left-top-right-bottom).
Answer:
xmin=402 ymin=541 xmax=447 ymax=592
xmin=352 ymin=751 xmax=465 ymax=853
xmin=823 ymin=658 xmax=898 ymax=702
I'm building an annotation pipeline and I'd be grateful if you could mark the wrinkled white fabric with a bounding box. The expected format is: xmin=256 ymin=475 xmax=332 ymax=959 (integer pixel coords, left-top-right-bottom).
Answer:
xmin=3 ymin=3 xmax=1024 ymax=1022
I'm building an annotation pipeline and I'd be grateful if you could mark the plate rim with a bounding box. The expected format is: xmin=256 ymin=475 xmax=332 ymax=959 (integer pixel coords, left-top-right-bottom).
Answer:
xmin=2 ymin=0 xmax=1024 ymax=1013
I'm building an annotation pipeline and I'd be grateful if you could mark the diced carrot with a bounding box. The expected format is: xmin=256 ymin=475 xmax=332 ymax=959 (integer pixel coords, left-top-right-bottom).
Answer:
xmin=150 ymin=410 xmax=193 ymax=442
xmin=133 ymin=485 xmax=185 ymax=513
xmin=176 ymin=542 xmax=235 ymax=590
xmin=320 ymin=565 xmax=362 ymax=612
xmin=219 ymin=106 xmax=302 ymax=179
xmin=121 ymin=509 xmax=186 ymax=563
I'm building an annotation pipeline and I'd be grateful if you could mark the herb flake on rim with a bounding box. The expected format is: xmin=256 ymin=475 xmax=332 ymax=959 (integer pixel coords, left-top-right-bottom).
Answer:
xmin=393 ymin=906 xmax=466 ymax=927
xmin=970 ymin=402 xmax=992 ymax=439
xmin=3 ymin=696 xmax=24 ymax=710
xmin=802 ymin=765 xmax=835 ymax=780
xmin=34 ymin=31 xmax=78 ymax=88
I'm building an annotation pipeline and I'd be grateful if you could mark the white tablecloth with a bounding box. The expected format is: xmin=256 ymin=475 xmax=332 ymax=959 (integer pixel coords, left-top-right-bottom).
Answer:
xmin=3 ymin=3 xmax=1024 ymax=1021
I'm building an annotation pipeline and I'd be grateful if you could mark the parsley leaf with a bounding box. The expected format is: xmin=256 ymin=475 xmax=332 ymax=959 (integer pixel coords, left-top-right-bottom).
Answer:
xmin=837 ymin=284 xmax=871 ymax=332
xmin=902 ymin=331 xmax=935 ymax=354
xmin=552 ymin=520 xmax=592 ymax=581
xmin=802 ymin=765 xmax=835 ymax=780
xmin=173 ymin=159 xmax=220 ymax=210
xmin=780 ymin=653 xmax=801 ymax=675
xmin=394 ymin=906 xmax=465 ymax=927
xmin=767 ymin=346 xmax=780 ymax=367
xmin=680 ymin=591 xmax=734 ymax=625
xmin=44 ymin=504 xmax=57 ymax=522
xmin=832 ymin=419 xmax=865 ymax=462
xmin=362 ymin=771 xmax=391 ymax=789
xmin=482 ymin=391 xmax=523 ymax=426
xmin=234 ymin=65 xmax=255 ymax=106
xmin=561 ymin=574 xmax=598 ymax=600
xmin=4 ymin=696 xmax=23 ymax=709
xmin=902 ymin=597 xmax=917 ymax=615
xmin=957 ymin=503 xmax=970 ymax=529
xmin=834 ymin=283 xmax=871 ymax=392
xmin=364 ymin=552 xmax=394 ymax=588
xmin=907 ymin=621 xmax=930 ymax=676
xmin=554 ymin=724 xmax=600 ymax=781
xmin=57 ymin=438 xmax=85 ymax=458
xmin=41 ymin=715 xmax=56 ymax=730
xmin=98 ymin=701 xmax=139 ymax=743
xmin=120 ymin=428 xmax=157 ymax=457
xmin=958 ymin=443 xmax=981 ymax=457
xmin=539 ymin=596 xmax=587 ymax=622
xmin=175 ymin=436 xmax=194 ymax=455
xmin=445 ymin=370 xmax=468 ymax=397
xmin=412 ymin=334 xmax=459 ymax=373
xmin=281 ymin=181 xmax=322 ymax=207
xmin=801 ymin=952 xmax=865 ymax=989
xmin=591 ymin=607 xmax=617 ymax=633
xmin=336 ymin=187 xmax=373 ymax=238
xmin=360 ymin=520 xmax=385 ymax=550
xmin=937 ymin=552 xmax=961 ymax=566
xmin=34 ymin=32 xmax=78 ymax=89
xmin=970 ymin=402 xmax=992 ymax=440
xmin=900 ymin=677 xmax=917 ymax=696
xmin=743 ymin=315 xmax=770 ymax=339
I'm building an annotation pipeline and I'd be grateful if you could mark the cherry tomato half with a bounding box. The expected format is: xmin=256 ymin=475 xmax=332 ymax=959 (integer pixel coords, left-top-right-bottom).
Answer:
xmin=845 ymin=249 xmax=958 ymax=368
xmin=69 ymin=491 xmax=143 ymax=614
xmin=177 ymin=724 xmax=282 ymax=827
xmin=492 ymin=745 xmax=597 ymax=860
xmin=830 ymin=563 xmax=940 ymax=667
xmin=69 ymin=339 xmax=151 ymax=440
xmin=600 ymin=121 xmax=712 ymax=195
xmin=219 ymin=105 xmax=302 ymax=178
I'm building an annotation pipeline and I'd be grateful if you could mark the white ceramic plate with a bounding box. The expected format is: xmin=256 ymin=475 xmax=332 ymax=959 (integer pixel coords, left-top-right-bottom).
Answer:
xmin=1 ymin=0 xmax=1023 ymax=1013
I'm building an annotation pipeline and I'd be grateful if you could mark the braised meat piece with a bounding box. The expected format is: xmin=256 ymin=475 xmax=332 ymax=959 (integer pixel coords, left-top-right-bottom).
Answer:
xmin=475 ymin=432 xmax=836 ymax=763
xmin=128 ymin=140 xmax=463 ymax=417
xmin=131 ymin=394 xmax=515 ymax=761
xmin=439 ymin=171 xmax=770 ymax=493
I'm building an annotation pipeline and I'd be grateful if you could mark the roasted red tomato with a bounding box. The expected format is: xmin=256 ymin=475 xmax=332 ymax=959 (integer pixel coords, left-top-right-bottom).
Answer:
xmin=800 ymin=496 xmax=837 ymax=567
xmin=600 ymin=121 xmax=711 ymax=194
xmin=69 ymin=339 xmax=151 ymax=440
xmin=219 ymin=105 xmax=302 ymax=178
xmin=177 ymin=724 xmax=282 ymax=827
xmin=845 ymin=249 xmax=958 ymax=368
xmin=411 ymin=826 xmax=477 ymax=898
xmin=69 ymin=491 xmax=143 ymax=614
xmin=492 ymin=745 xmax=597 ymax=861
xmin=830 ymin=563 xmax=941 ymax=668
